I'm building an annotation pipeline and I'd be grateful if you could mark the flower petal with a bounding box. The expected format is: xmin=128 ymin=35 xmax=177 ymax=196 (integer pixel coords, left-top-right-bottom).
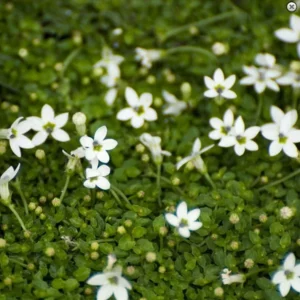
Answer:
xmin=95 ymin=126 xmax=107 ymax=143
xmin=16 ymin=135 xmax=34 ymax=149
xmin=118 ymin=277 xmax=132 ymax=290
xmin=178 ymin=227 xmax=190 ymax=238
xmin=224 ymin=109 xmax=234 ymax=126
xmin=283 ymin=141 xmax=298 ymax=158
xmin=213 ymin=68 xmax=224 ymax=84
xmin=269 ymin=140 xmax=283 ymax=156
xmin=291 ymin=277 xmax=300 ymax=293
xmin=9 ymin=140 xmax=21 ymax=157
xmin=275 ymin=28 xmax=299 ymax=43
xmin=188 ymin=221 xmax=202 ymax=231
xmin=177 ymin=202 xmax=188 ymax=219
xmin=187 ymin=208 xmax=200 ymax=222
xmin=98 ymin=165 xmax=111 ymax=177
xmin=105 ymin=88 xmax=118 ymax=106
xmin=32 ymin=131 xmax=48 ymax=146
xmin=143 ymin=108 xmax=157 ymax=121
xmin=271 ymin=106 xmax=285 ymax=124
xmin=83 ymin=179 xmax=96 ymax=189
xmin=280 ymin=110 xmax=297 ymax=134
xmin=80 ymin=135 xmax=94 ymax=148
xmin=162 ymin=90 xmax=177 ymax=103
xmin=291 ymin=14 xmax=300 ymax=32
xmin=240 ymin=76 xmax=256 ymax=85
xmin=96 ymin=177 xmax=111 ymax=190
xmin=234 ymin=143 xmax=245 ymax=156
xmin=204 ymin=76 xmax=215 ymax=89
xmin=209 ymin=117 xmax=223 ymax=129
xmin=224 ymin=75 xmax=236 ymax=89
xmin=16 ymin=120 xmax=32 ymax=134
xmin=51 ymin=129 xmax=70 ymax=142
xmin=97 ymin=285 xmax=114 ymax=300
xmin=117 ymin=108 xmax=135 ymax=121
xmin=244 ymin=126 xmax=260 ymax=139
xmin=96 ymin=150 xmax=110 ymax=163
xmin=114 ymin=286 xmax=129 ymax=300
xmin=176 ymin=156 xmax=192 ymax=170
xmin=131 ymin=115 xmax=144 ymax=128
xmin=54 ymin=113 xmax=69 ymax=128
xmin=261 ymin=123 xmax=279 ymax=140
xmin=140 ymin=93 xmax=153 ymax=107
xmin=272 ymin=270 xmax=285 ymax=284
xmin=209 ymin=130 xmax=223 ymax=140
xmin=255 ymin=81 xmax=266 ymax=94
xmin=266 ymin=79 xmax=280 ymax=92
xmin=125 ymin=87 xmax=139 ymax=107
xmin=218 ymin=136 xmax=236 ymax=147
xmin=192 ymin=138 xmax=201 ymax=153
xmin=204 ymin=90 xmax=218 ymax=98
xmin=234 ymin=116 xmax=245 ymax=135
xmin=102 ymin=139 xmax=118 ymax=150
xmin=288 ymin=129 xmax=300 ymax=143
xmin=27 ymin=117 xmax=43 ymax=131
xmin=245 ymin=140 xmax=258 ymax=151
xmin=279 ymin=281 xmax=291 ymax=297
xmin=221 ymin=90 xmax=237 ymax=99
xmin=165 ymin=213 xmax=179 ymax=227
xmin=87 ymin=274 xmax=109 ymax=286
xmin=41 ymin=104 xmax=55 ymax=122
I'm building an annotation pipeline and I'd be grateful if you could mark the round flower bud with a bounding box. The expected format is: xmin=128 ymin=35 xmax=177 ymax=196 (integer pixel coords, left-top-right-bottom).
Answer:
xmin=260 ymin=176 xmax=268 ymax=184
xmin=280 ymin=206 xmax=294 ymax=219
xmin=84 ymin=287 xmax=93 ymax=295
xmin=28 ymin=202 xmax=37 ymax=211
xmin=117 ymin=226 xmax=126 ymax=234
xmin=189 ymin=25 xmax=198 ymax=35
xmin=30 ymin=92 xmax=37 ymax=101
xmin=3 ymin=277 xmax=12 ymax=286
xmin=51 ymin=82 xmax=59 ymax=90
xmin=297 ymin=239 xmax=300 ymax=246
xmin=267 ymin=259 xmax=273 ymax=266
xmin=244 ymin=258 xmax=254 ymax=269
xmin=47 ymin=193 xmax=54 ymax=200
xmin=181 ymin=82 xmax=192 ymax=98
xmin=135 ymin=143 xmax=145 ymax=153
xmin=24 ymin=230 xmax=31 ymax=239
xmin=291 ymin=61 xmax=300 ymax=73
xmin=126 ymin=266 xmax=135 ymax=275
xmin=159 ymin=226 xmax=168 ymax=236
xmin=112 ymin=28 xmax=123 ymax=36
xmin=146 ymin=252 xmax=157 ymax=263
xmin=102 ymin=232 xmax=109 ymax=238
xmin=171 ymin=177 xmax=180 ymax=186
xmin=27 ymin=263 xmax=35 ymax=271
xmin=54 ymin=62 xmax=63 ymax=71
xmin=40 ymin=213 xmax=46 ymax=220
xmin=32 ymin=38 xmax=40 ymax=45
xmin=10 ymin=105 xmax=19 ymax=113
xmin=211 ymin=233 xmax=218 ymax=240
xmin=167 ymin=240 xmax=175 ymax=247
xmin=93 ymin=67 xmax=103 ymax=76
xmin=186 ymin=161 xmax=194 ymax=171
xmin=254 ymin=228 xmax=260 ymax=235
xmin=154 ymin=97 xmax=163 ymax=107
xmin=52 ymin=197 xmax=61 ymax=207
xmin=229 ymin=213 xmax=240 ymax=224
xmin=1 ymin=101 xmax=9 ymax=109
xmin=39 ymin=196 xmax=47 ymax=204
xmin=259 ymin=213 xmax=268 ymax=223
xmin=91 ymin=241 xmax=99 ymax=251
xmin=18 ymin=48 xmax=28 ymax=57
xmin=35 ymin=149 xmax=45 ymax=160
xmin=141 ymin=154 xmax=150 ymax=162
xmin=35 ymin=206 xmax=43 ymax=215
xmin=0 ymin=145 xmax=6 ymax=155
xmin=158 ymin=266 xmax=166 ymax=273
xmin=211 ymin=42 xmax=228 ymax=56
xmin=137 ymin=190 xmax=145 ymax=198
xmin=230 ymin=241 xmax=239 ymax=250
xmin=96 ymin=191 xmax=104 ymax=199
xmin=214 ymin=287 xmax=224 ymax=297
xmin=83 ymin=195 xmax=91 ymax=202
xmin=146 ymin=75 xmax=156 ymax=84
xmin=90 ymin=251 xmax=99 ymax=260
xmin=72 ymin=112 xmax=87 ymax=136
xmin=0 ymin=238 xmax=6 ymax=248
xmin=2 ymin=224 xmax=8 ymax=231
xmin=45 ymin=247 xmax=55 ymax=257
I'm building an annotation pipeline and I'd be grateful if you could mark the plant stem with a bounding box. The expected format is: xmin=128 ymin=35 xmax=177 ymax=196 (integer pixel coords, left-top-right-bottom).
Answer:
xmin=110 ymin=188 xmax=123 ymax=207
xmin=203 ymin=172 xmax=216 ymax=189
xmin=9 ymin=258 xmax=27 ymax=268
xmin=257 ymin=168 xmax=300 ymax=191
xmin=60 ymin=174 xmax=71 ymax=202
xmin=8 ymin=204 xmax=27 ymax=231
xmin=160 ymin=236 xmax=164 ymax=252
xmin=0 ymin=129 xmax=8 ymax=139
xmin=157 ymin=164 xmax=162 ymax=207
xmin=166 ymin=46 xmax=215 ymax=60
xmin=255 ymin=93 xmax=263 ymax=124
xmin=61 ymin=48 xmax=81 ymax=78
xmin=111 ymin=185 xmax=131 ymax=207
xmin=13 ymin=178 xmax=28 ymax=215
xmin=293 ymin=88 xmax=299 ymax=110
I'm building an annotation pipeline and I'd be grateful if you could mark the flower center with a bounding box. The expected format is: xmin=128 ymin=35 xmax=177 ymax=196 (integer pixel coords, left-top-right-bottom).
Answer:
xmin=109 ymin=276 xmax=119 ymax=285
xmin=179 ymin=218 xmax=188 ymax=228
xmin=284 ymin=270 xmax=294 ymax=280
xmin=93 ymin=141 xmax=102 ymax=151
xmin=215 ymin=85 xmax=224 ymax=94
xmin=43 ymin=122 xmax=56 ymax=133
xmin=9 ymin=128 xmax=17 ymax=139
xmin=221 ymin=126 xmax=231 ymax=134
xmin=134 ymin=105 xmax=145 ymax=115
xmin=236 ymin=135 xmax=246 ymax=144
xmin=279 ymin=133 xmax=287 ymax=144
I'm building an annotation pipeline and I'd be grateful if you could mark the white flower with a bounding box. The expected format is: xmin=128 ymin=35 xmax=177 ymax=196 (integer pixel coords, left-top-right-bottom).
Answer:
xmin=211 ymin=42 xmax=227 ymax=56
xmin=162 ymin=90 xmax=187 ymax=116
xmin=272 ymin=253 xmax=300 ymax=297
xmin=117 ymin=87 xmax=157 ymax=128
xmin=62 ymin=147 xmax=85 ymax=172
xmin=27 ymin=104 xmax=70 ymax=146
xmin=221 ymin=268 xmax=245 ymax=285
xmin=275 ymin=15 xmax=300 ymax=57
xmin=165 ymin=201 xmax=202 ymax=238
xmin=204 ymin=68 xmax=237 ymax=99
xmin=219 ymin=116 xmax=260 ymax=156
xmin=87 ymin=265 xmax=132 ymax=300
xmin=255 ymin=53 xmax=277 ymax=68
xmin=84 ymin=165 xmax=110 ymax=190
xmin=80 ymin=126 xmax=118 ymax=163
xmin=176 ymin=138 xmax=214 ymax=173
xmin=0 ymin=164 xmax=20 ymax=200
xmin=277 ymin=70 xmax=300 ymax=89
xmin=139 ymin=133 xmax=171 ymax=165
xmin=4 ymin=117 xmax=34 ymax=157
xmin=261 ymin=106 xmax=300 ymax=158
xmin=135 ymin=47 xmax=162 ymax=69
xmin=209 ymin=109 xmax=234 ymax=141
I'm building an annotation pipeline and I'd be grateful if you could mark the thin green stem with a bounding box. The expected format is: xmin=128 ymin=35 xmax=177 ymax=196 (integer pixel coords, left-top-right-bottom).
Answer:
xmin=166 ymin=46 xmax=215 ymax=60
xmin=255 ymin=93 xmax=263 ymax=124
xmin=203 ymin=172 xmax=216 ymax=189
xmin=159 ymin=236 xmax=164 ymax=252
xmin=61 ymin=48 xmax=81 ymax=78
xmin=293 ymin=88 xmax=299 ymax=110
xmin=13 ymin=178 xmax=28 ymax=215
xmin=245 ymin=267 xmax=277 ymax=279
xmin=110 ymin=188 xmax=123 ymax=207
xmin=257 ymin=168 xmax=300 ymax=191
xmin=60 ymin=174 xmax=71 ymax=202
xmin=9 ymin=258 xmax=27 ymax=268
xmin=111 ymin=185 xmax=131 ymax=207
xmin=8 ymin=204 xmax=27 ymax=231
xmin=157 ymin=164 xmax=162 ymax=207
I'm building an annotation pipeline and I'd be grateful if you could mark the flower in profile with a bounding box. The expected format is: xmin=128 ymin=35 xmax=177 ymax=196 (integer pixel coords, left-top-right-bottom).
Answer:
xmin=221 ymin=268 xmax=245 ymax=285
xmin=139 ymin=133 xmax=171 ymax=165
xmin=0 ymin=164 xmax=20 ymax=201
xmin=62 ymin=147 xmax=85 ymax=173
xmin=261 ymin=106 xmax=300 ymax=158
xmin=204 ymin=68 xmax=237 ymax=100
xmin=272 ymin=253 xmax=300 ymax=297
xmin=162 ymin=90 xmax=187 ymax=116
xmin=80 ymin=126 xmax=118 ymax=163
xmin=176 ymin=138 xmax=214 ymax=173
xmin=135 ymin=47 xmax=162 ymax=69
xmin=219 ymin=116 xmax=260 ymax=156
xmin=240 ymin=53 xmax=281 ymax=94
xmin=87 ymin=255 xmax=132 ymax=300
xmin=165 ymin=201 xmax=202 ymax=238
xmin=1 ymin=117 xmax=34 ymax=157
xmin=117 ymin=87 xmax=157 ymax=128
xmin=27 ymin=104 xmax=70 ymax=146
xmin=275 ymin=15 xmax=300 ymax=57
xmin=209 ymin=109 xmax=235 ymax=141
xmin=84 ymin=165 xmax=110 ymax=190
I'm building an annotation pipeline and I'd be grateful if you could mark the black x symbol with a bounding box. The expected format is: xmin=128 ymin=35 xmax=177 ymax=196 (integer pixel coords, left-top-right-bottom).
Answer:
xmin=289 ymin=3 xmax=295 ymax=8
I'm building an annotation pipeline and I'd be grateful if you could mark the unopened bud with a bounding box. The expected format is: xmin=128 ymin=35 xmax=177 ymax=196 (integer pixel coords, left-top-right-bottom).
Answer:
xmin=126 ymin=266 xmax=135 ymax=275
xmin=117 ymin=226 xmax=126 ymax=234
xmin=230 ymin=241 xmax=239 ymax=250
xmin=72 ymin=112 xmax=87 ymax=136
xmin=135 ymin=143 xmax=145 ymax=153
xmin=0 ymin=238 xmax=6 ymax=248
xmin=18 ymin=48 xmax=28 ymax=57
xmin=146 ymin=252 xmax=157 ymax=263
xmin=52 ymin=197 xmax=61 ymax=207
xmin=28 ymin=202 xmax=37 ymax=211
xmin=91 ymin=241 xmax=99 ymax=251
xmin=45 ymin=247 xmax=55 ymax=257
xmin=244 ymin=258 xmax=254 ymax=269
xmin=212 ymin=42 xmax=228 ymax=56
xmin=35 ymin=149 xmax=45 ymax=160
xmin=180 ymin=82 xmax=192 ymax=98
xmin=35 ymin=206 xmax=43 ymax=215
xmin=280 ymin=206 xmax=294 ymax=219
xmin=214 ymin=287 xmax=224 ymax=297
xmin=229 ymin=213 xmax=240 ymax=224
xmin=90 ymin=251 xmax=99 ymax=260
xmin=259 ymin=213 xmax=268 ymax=223
xmin=158 ymin=266 xmax=166 ymax=273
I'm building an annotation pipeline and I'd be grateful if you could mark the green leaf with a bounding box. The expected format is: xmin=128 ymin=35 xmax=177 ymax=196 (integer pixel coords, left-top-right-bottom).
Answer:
xmin=118 ymin=234 xmax=136 ymax=251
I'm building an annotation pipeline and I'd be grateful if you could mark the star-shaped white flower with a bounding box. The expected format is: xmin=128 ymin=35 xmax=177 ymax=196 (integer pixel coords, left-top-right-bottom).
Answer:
xmin=162 ymin=90 xmax=187 ymax=116
xmin=219 ymin=116 xmax=260 ymax=156
xmin=135 ymin=48 xmax=162 ymax=69
xmin=272 ymin=253 xmax=300 ymax=297
xmin=240 ymin=53 xmax=281 ymax=94
xmin=0 ymin=164 xmax=20 ymax=200
xmin=209 ymin=109 xmax=235 ymax=141
xmin=4 ymin=117 xmax=34 ymax=157
xmin=84 ymin=165 xmax=110 ymax=190
xmin=204 ymin=68 xmax=237 ymax=100
xmin=139 ymin=133 xmax=171 ymax=165
xmin=117 ymin=87 xmax=157 ymax=128
xmin=80 ymin=126 xmax=118 ymax=163
xmin=275 ymin=15 xmax=300 ymax=57
xmin=261 ymin=106 xmax=300 ymax=158
xmin=27 ymin=104 xmax=70 ymax=146
xmin=87 ymin=265 xmax=132 ymax=300
xmin=165 ymin=201 xmax=202 ymax=238
xmin=176 ymin=138 xmax=214 ymax=173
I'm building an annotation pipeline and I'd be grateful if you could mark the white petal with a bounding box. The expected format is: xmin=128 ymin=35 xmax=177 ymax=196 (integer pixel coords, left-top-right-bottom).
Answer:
xmin=240 ymin=76 xmax=256 ymax=85
xmin=243 ymin=66 xmax=258 ymax=77
xmin=291 ymin=15 xmax=300 ymax=32
xmin=117 ymin=108 xmax=135 ymax=121
xmin=26 ymin=117 xmax=43 ymax=131
xmin=291 ymin=277 xmax=300 ymax=293
xmin=165 ymin=213 xmax=179 ymax=227
xmin=102 ymin=139 xmax=118 ymax=150
xmin=221 ymin=90 xmax=237 ymax=99
xmin=271 ymin=106 xmax=285 ymax=124
xmin=275 ymin=28 xmax=299 ymax=43
xmin=266 ymin=79 xmax=280 ymax=92
xmin=125 ymin=87 xmax=139 ymax=107
xmin=255 ymin=81 xmax=266 ymax=94
xmin=140 ymin=93 xmax=153 ymax=107
xmin=98 ymin=165 xmax=111 ymax=177
xmin=95 ymin=126 xmax=107 ymax=143
xmin=41 ymin=104 xmax=55 ymax=122
xmin=289 ymin=129 xmax=300 ymax=143
xmin=131 ymin=115 xmax=144 ymax=128
xmin=269 ymin=140 xmax=283 ymax=156
xmin=187 ymin=208 xmax=200 ymax=222
xmin=87 ymin=274 xmax=109 ymax=286
xmin=276 ymin=74 xmax=294 ymax=85
xmin=32 ymin=131 xmax=48 ymax=146
xmin=199 ymin=144 xmax=214 ymax=155
xmin=80 ymin=135 xmax=94 ymax=148
xmin=224 ymin=109 xmax=234 ymax=126
xmin=178 ymin=227 xmax=190 ymax=238
xmin=97 ymin=285 xmax=114 ymax=300
xmin=261 ymin=124 xmax=279 ymax=140
xmin=192 ymin=138 xmax=201 ymax=153
xmin=188 ymin=221 xmax=202 ymax=231
xmin=272 ymin=270 xmax=285 ymax=284
xmin=114 ymin=286 xmax=128 ymax=300
xmin=218 ymin=136 xmax=236 ymax=147
xmin=209 ymin=117 xmax=223 ymax=129
xmin=234 ymin=143 xmax=245 ymax=156
xmin=83 ymin=179 xmax=96 ymax=189
xmin=16 ymin=120 xmax=32 ymax=134
xmin=280 ymin=110 xmax=297 ymax=134
xmin=118 ymin=277 xmax=132 ymax=290
xmin=279 ymin=281 xmax=291 ymax=297
xmin=234 ymin=116 xmax=245 ymax=135
xmin=294 ymin=264 xmax=300 ymax=276
xmin=245 ymin=140 xmax=258 ymax=151
xmin=162 ymin=90 xmax=177 ymax=103
xmin=297 ymin=42 xmax=300 ymax=58
xmin=10 ymin=117 xmax=23 ymax=129
xmin=209 ymin=130 xmax=223 ymax=140
xmin=177 ymin=202 xmax=188 ymax=219
xmin=10 ymin=139 xmax=21 ymax=157
xmin=244 ymin=126 xmax=260 ymax=139
xmin=176 ymin=156 xmax=192 ymax=170
xmin=51 ymin=129 xmax=70 ymax=142
xmin=16 ymin=135 xmax=34 ymax=149
xmin=54 ymin=113 xmax=68 ymax=128
xmin=90 ymin=157 xmax=99 ymax=169
xmin=213 ymin=68 xmax=224 ymax=84
xmin=224 ymin=75 xmax=236 ymax=89
xmin=143 ymin=108 xmax=157 ymax=121
xmin=0 ymin=164 xmax=20 ymax=182
xmin=97 ymin=151 xmax=110 ymax=163
xmin=283 ymin=142 xmax=298 ymax=158
xmin=204 ymin=76 xmax=215 ymax=89
xmin=204 ymin=90 xmax=218 ymax=98
xmin=96 ymin=177 xmax=110 ymax=190
xmin=86 ymin=168 xmax=100 ymax=178
xmin=105 ymin=88 xmax=118 ymax=106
